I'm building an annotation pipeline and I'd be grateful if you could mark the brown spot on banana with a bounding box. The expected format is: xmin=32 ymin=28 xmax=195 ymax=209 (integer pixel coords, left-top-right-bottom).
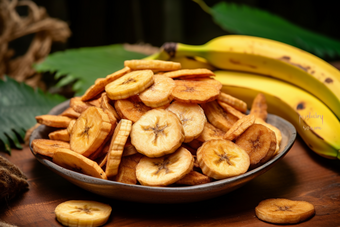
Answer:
xmin=229 ymin=59 xmax=257 ymax=69
xmin=296 ymin=102 xmax=305 ymax=110
xmin=324 ymin=78 xmax=334 ymax=83
xmin=278 ymin=56 xmax=311 ymax=72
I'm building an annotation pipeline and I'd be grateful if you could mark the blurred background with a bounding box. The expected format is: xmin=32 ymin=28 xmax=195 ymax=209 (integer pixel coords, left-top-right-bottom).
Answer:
xmin=14 ymin=0 xmax=340 ymax=56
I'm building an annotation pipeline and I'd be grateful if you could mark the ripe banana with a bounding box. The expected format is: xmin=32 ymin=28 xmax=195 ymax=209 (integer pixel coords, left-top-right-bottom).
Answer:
xmin=150 ymin=35 xmax=340 ymax=120
xmin=214 ymin=70 xmax=340 ymax=160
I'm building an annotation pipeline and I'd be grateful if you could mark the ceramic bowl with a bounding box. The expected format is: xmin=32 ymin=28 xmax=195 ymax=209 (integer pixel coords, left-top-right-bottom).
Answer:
xmin=29 ymin=100 xmax=296 ymax=203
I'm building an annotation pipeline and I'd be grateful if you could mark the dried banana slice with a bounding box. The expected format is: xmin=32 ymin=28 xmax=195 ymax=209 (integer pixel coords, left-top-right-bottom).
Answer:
xmin=115 ymin=153 xmax=143 ymax=184
xmin=162 ymin=68 xmax=214 ymax=79
xmin=124 ymin=59 xmax=181 ymax=71
xmin=235 ymin=124 xmax=277 ymax=168
xmin=48 ymin=129 xmax=70 ymax=142
xmin=218 ymin=101 xmax=245 ymax=119
xmin=31 ymin=139 xmax=70 ymax=157
xmin=218 ymin=92 xmax=247 ymax=113
xmin=136 ymin=147 xmax=194 ymax=186
xmin=130 ymin=109 xmax=184 ymax=157
xmin=255 ymin=118 xmax=282 ymax=155
xmin=60 ymin=107 xmax=81 ymax=119
xmin=167 ymin=101 xmax=206 ymax=143
xmin=53 ymin=148 xmax=107 ymax=179
xmin=197 ymin=139 xmax=250 ymax=180
xmin=70 ymin=106 xmax=112 ymax=157
xmin=114 ymin=98 xmax=151 ymax=123
xmin=201 ymin=100 xmax=238 ymax=132
xmin=69 ymin=97 xmax=92 ymax=114
xmin=250 ymin=93 xmax=268 ymax=121
xmin=35 ymin=115 xmax=73 ymax=128
xmin=175 ymin=170 xmax=211 ymax=186
xmin=55 ymin=200 xmax=112 ymax=227
xmin=105 ymin=70 xmax=154 ymax=100
xmin=255 ymin=198 xmax=315 ymax=224
xmin=101 ymin=92 xmax=120 ymax=120
xmin=122 ymin=138 xmax=138 ymax=156
xmin=81 ymin=66 xmax=131 ymax=101
xmin=67 ymin=119 xmax=76 ymax=134
xmin=172 ymin=80 xmax=220 ymax=104
xmin=139 ymin=74 xmax=175 ymax=108
xmin=224 ymin=114 xmax=256 ymax=141
xmin=105 ymin=119 xmax=132 ymax=179
xmin=196 ymin=122 xmax=225 ymax=142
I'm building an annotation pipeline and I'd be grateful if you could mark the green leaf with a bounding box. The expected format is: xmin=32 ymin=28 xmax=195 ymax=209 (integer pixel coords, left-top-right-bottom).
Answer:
xmin=0 ymin=76 xmax=66 ymax=153
xmin=197 ymin=0 xmax=340 ymax=59
xmin=34 ymin=44 xmax=148 ymax=96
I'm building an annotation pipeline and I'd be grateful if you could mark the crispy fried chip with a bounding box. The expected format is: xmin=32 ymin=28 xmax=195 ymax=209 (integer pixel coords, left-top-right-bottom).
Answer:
xmin=81 ymin=67 xmax=131 ymax=101
xmin=162 ymin=68 xmax=214 ymax=79
xmin=224 ymin=114 xmax=256 ymax=141
xmin=218 ymin=92 xmax=247 ymax=113
xmin=250 ymin=93 xmax=268 ymax=121
xmin=115 ymin=98 xmax=151 ymax=123
xmin=175 ymin=170 xmax=211 ymax=185
xmin=197 ymin=122 xmax=226 ymax=142
xmin=31 ymin=139 xmax=70 ymax=157
xmin=60 ymin=107 xmax=81 ymax=118
xmin=48 ymin=129 xmax=70 ymax=142
xmin=35 ymin=115 xmax=73 ymax=128
xmin=115 ymin=153 xmax=143 ymax=184
xmin=124 ymin=59 xmax=181 ymax=71
xmin=172 ymin=80 xmax=220 ymax=104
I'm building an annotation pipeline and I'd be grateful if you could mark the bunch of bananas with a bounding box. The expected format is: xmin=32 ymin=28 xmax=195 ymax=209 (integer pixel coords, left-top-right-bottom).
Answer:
xmin=146 ymin=35 xmax=340 ymax=160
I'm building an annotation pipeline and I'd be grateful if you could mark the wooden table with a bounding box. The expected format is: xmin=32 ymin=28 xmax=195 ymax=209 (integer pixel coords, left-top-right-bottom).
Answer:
xmin=0 ymin=136 xmax=339 ymax=227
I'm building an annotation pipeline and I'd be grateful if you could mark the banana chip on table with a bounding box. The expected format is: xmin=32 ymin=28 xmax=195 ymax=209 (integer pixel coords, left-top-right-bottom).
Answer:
xmin=255 ymin=198 xmax=315 ymax=224
xmin=55 ymin=200 xmax=112 ymax=227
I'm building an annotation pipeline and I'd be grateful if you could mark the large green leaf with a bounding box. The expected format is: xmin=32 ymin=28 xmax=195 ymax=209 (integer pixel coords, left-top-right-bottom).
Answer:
xmin=195 ymin=0 xmax=340 ymax=59
xmin=34 ymin=45 xmax=147 ymax=96
xmin=0 ymin=76 xmax=66 ymax=154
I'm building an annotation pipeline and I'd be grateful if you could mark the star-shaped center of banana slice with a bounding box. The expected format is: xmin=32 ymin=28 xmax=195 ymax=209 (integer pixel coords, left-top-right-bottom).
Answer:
xmin=70 ymin=205 xmax=100 ymax=215
xmin=214 ymin=146 xmax=237 ymax=166
xmin=275 ymin=205 xmax=293 ymax=212
xmin=142 ymin=121 xmax=168 ymax=145
xmin=153 ymin=158 xmax=173 ymax=175
xmin=121 ymin=77 xmax=136 ymax=85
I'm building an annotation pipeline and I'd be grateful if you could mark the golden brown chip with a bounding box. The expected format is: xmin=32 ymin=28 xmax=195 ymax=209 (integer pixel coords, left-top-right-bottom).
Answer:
xmin=162 ymin=68 xmax=214 ymax=79
xmin=81 ymin=67 xmax=131 ymax=101
xmin=48 ymin=129 xmax=70 ymax=142
xmin=235 ymin=124 xmax=277 ymax=169
xmin=201 ymin=100 xmax=238 ymax=132
xmin=172 ymin=80 xmax=220 ymax=104
xmin=196 ymin=122 xmax=225 ymax=142
xmin=70 ymin=106 xmax=112 ymax=157
xmin=35 ymin=115 xmax=73 ymax=128
xmin=255 ymin=198 xmax=315 ymax=224
xmin=115 ymin=153 xmax=143 ymax=184
xmin=70 ymin=97 xmax=92 ymax=113
xmin=175 ymin=170 xmax=211 ymax=186
xmin=60 ymin=107 xmax=81 ymax=119
xmin=218 ymin=101 xmax=245 ymax=119
xmin=218 ymin=92 xmax=247 ymax=113
xmin=53 ymin=148 xmax=107 ymax=180
xmin=224 ymin=114 xmax=256 ymax=141
xmin=122 ymin=138 xmax=138 ymax=156
xmin=31 ymin=139 xmax=70 ymax=157
xmin=101 ymin=92 xmax=120 ymax=121
xmin=114 ymin=98 xmax=151 ymax=123
xmin=124 ymin=59 xmax=181 ymax=71
xmin=250 ymin=93 xmax=268 ymax=121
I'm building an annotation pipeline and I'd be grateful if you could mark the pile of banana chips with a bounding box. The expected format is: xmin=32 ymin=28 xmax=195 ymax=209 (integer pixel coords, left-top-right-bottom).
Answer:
xmin=31 ymin=59 xmax=282 ymax=187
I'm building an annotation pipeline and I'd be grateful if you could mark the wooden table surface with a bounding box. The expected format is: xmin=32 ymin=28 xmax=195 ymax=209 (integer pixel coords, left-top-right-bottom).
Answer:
xmin=0 ymin=135 xmax=339 ymax=227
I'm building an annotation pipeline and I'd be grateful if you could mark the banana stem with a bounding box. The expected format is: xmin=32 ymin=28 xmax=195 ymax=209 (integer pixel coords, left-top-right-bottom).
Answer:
xmin=192 ymin=0 xmax=212 ymax=15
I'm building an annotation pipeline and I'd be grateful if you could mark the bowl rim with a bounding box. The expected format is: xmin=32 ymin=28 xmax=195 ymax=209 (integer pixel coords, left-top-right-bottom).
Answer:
xmin=29 ymin=99 xmax=297 ymax=193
